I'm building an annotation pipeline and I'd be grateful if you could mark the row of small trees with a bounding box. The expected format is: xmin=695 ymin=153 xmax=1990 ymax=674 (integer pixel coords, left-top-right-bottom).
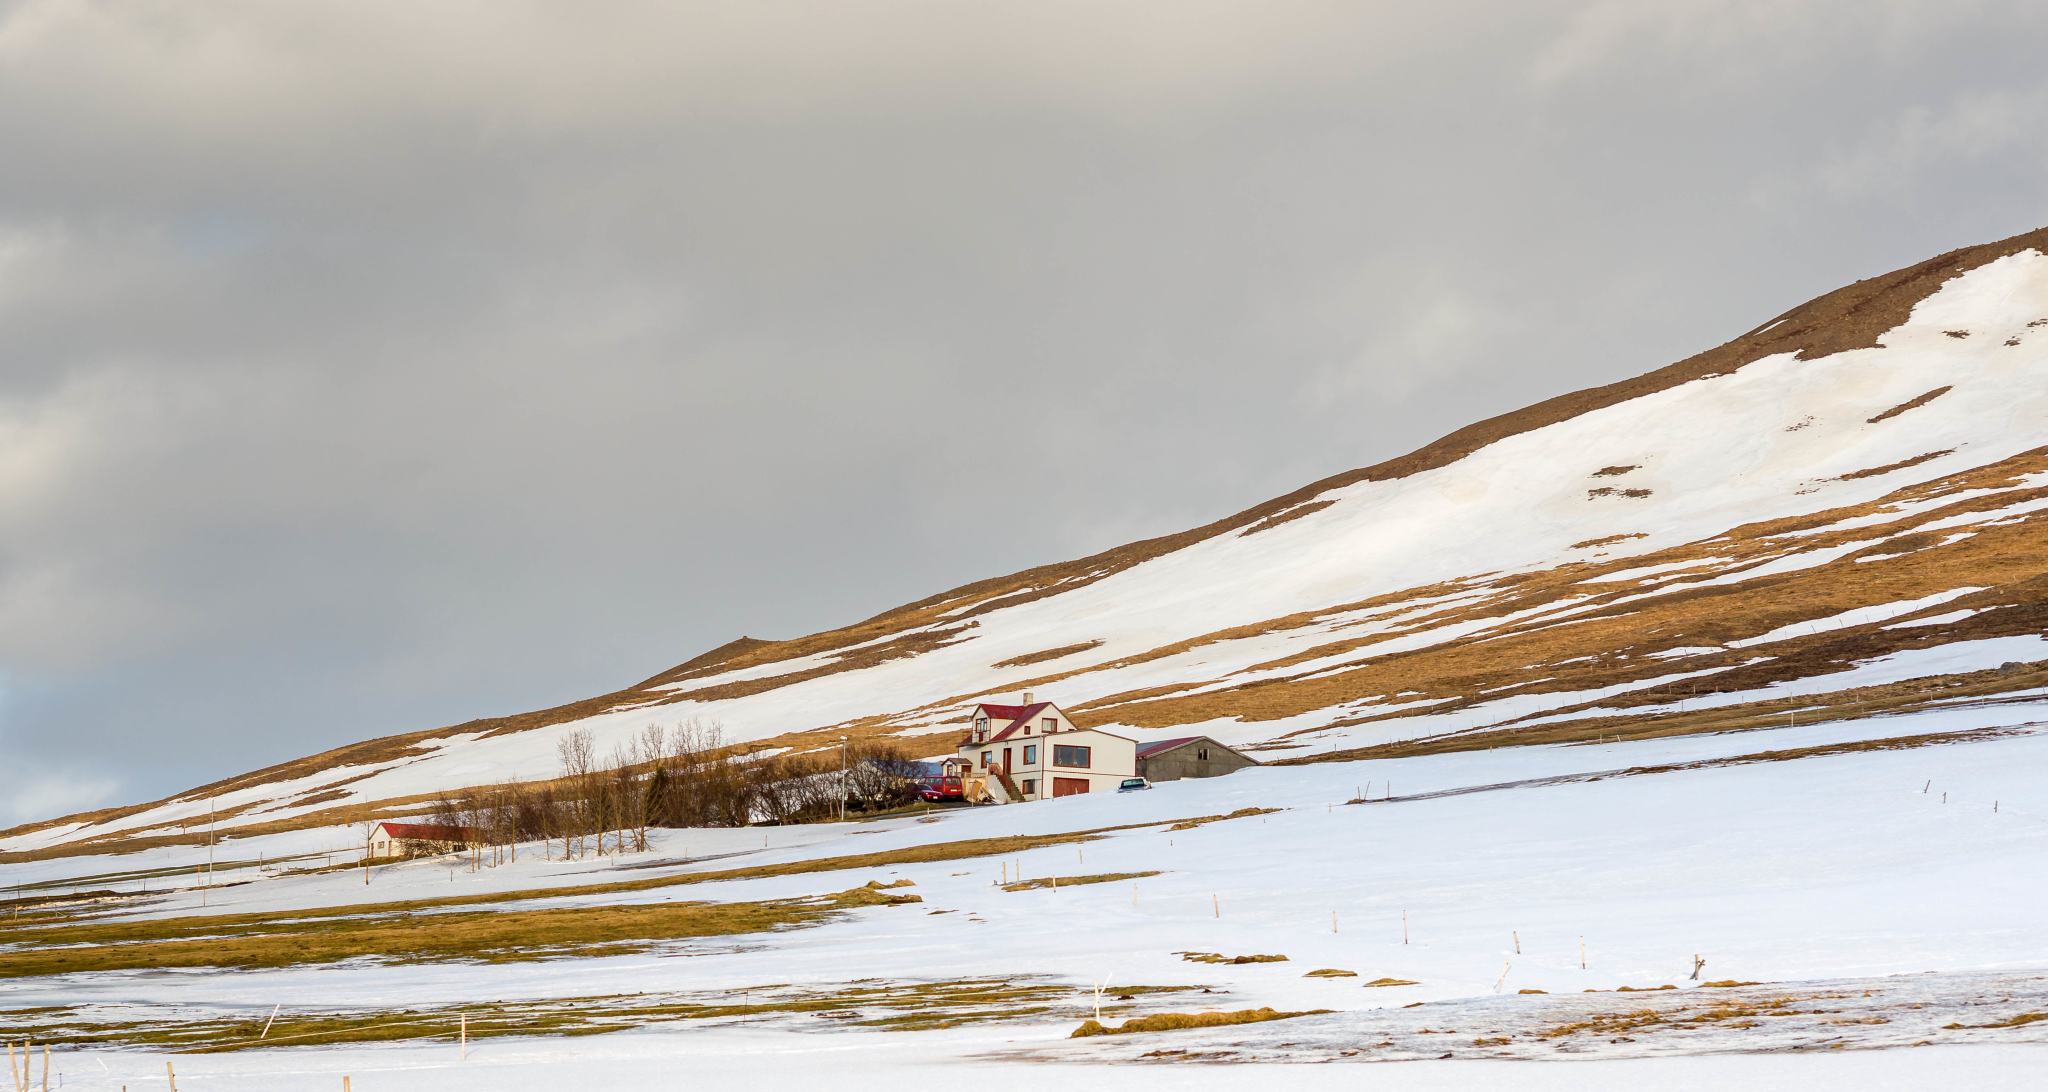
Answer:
xmin=419 ymin=720 xmax=928 ymax=864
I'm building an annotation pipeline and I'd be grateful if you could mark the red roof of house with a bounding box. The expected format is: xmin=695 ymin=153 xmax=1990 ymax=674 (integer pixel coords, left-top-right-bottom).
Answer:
xmin=960 ymin=701 xmax=1051 ymax=745
xmin=373 ymin=822 xmax=479 ymax=842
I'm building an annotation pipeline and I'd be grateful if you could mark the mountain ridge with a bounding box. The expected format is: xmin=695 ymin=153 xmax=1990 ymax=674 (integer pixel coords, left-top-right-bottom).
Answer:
xmin=9 ymin=223 xmax=2048 ymax=858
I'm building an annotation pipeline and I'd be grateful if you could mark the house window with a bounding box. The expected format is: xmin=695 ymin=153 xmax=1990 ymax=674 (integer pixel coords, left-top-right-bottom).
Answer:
xmin=1042 ymin=717 xmax=1056 ymax=732
xmin=1022 ymin=779 xmax=1038 ymax=796
xmin=1023 ymin=725 xmax=1031 ymax=735
xmin=981 ymin=750 xmax=992 ymax=769
xmin=1023 ymin=745 xmax=1037 ymax=764
xmin=1053 ymin=744 xmax=1091 ymax=768
xmin=1197 ymin=747 xmax=1209 ymax=760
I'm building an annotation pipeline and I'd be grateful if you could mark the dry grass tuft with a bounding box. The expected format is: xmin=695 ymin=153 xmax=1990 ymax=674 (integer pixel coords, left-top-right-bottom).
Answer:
xmin=1944 ymin=1012 xmax=2048 ymax=1029
xmin=991 ymin=641 xmax=1105 ymax=669
xmin=1868 ymin=386 xmax=1952 ymax=423
xmin=1070 ymin=1007 xmax=1331 ymax=1037
xmin=1362 ymin=977 xmax=1420 ymax=987
xmin=1240 ymin=500 xmax=1338 ymax=536
xmin=1568 ymin=532 xmax=1648 ymax=550
xmin=1840 ymin=449 xmax=1954 ymax=480
xmin=1002 ymin=871 xmax=1158 ymax=893
xmin=1179 ymin=952 xmax=1288 ymax=965
xmin=1164 ymin=807 xmax=1282 ymax=831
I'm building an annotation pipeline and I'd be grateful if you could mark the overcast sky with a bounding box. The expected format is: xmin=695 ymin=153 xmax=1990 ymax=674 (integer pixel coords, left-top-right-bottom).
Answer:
xmin=3 ymin=0 xmax=2046 ymax=823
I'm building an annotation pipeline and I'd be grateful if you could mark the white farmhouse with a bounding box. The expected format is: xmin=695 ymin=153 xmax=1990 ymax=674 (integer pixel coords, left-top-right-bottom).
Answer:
xmin=949 ymin=693 xmax=1136 ymax=802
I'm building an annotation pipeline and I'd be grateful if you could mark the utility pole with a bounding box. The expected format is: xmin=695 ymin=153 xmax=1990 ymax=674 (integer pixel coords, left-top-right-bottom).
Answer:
xmin=839 ymin=736 xmax=849 ymax=821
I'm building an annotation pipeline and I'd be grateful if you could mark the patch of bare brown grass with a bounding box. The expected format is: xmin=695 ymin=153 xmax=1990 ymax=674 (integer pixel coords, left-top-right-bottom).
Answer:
xmin=0 ymin=883 xmax=925 ymax=978
xmin=1003 ymin=871 xmax=1159 ymax=892
xmin=991 ymin=641 xmax=1105 ymax=669
xmin=1070 ymin=1007 xmax=1330 ymax=1037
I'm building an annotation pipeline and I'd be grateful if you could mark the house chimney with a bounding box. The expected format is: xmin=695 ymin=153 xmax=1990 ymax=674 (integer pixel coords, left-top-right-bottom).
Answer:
xmin=1023 ymin=692 xmax=1034 ymax=704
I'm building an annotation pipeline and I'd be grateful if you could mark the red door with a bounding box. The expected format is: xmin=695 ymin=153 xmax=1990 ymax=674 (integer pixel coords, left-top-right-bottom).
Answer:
xmin=1053 ymin=777 xmax=1090 ymax=797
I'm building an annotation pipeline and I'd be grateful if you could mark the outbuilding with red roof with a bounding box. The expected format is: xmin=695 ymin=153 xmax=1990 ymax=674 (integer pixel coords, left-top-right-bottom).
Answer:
xmin=368 ymin=820 xmax=484 ymax=859
xmin=1134 ymin=736 xmax=1259 ymax=782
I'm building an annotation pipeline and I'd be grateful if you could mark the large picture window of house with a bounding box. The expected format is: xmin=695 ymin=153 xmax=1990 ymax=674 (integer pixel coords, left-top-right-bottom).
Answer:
xmin=1023 ymin=745 xmax=1037 ymax=764
xmin=1053 ymin=744 xmax=1091 ymax=768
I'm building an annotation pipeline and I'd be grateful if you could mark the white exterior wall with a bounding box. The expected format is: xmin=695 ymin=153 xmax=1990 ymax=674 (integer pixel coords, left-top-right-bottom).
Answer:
xmin=957 ymin=713 xmax=1135 ymax=801
xmin=1042 ymin=729 xmax=1137 ymax=796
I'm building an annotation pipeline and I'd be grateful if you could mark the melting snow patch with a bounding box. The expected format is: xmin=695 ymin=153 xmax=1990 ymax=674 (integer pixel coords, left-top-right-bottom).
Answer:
xmin=1885 ymin=608 xmax=1985 ymax=630
xmin=1728 ymin=588 xmax=1984 ymax=648
xmin=1646 ymin=646 xmax=1725 ymax=659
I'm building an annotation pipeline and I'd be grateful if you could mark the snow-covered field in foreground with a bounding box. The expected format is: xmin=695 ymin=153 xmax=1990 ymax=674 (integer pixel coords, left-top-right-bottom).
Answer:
xmin=9 ymin=703 xmax=2048 ymax=1087
xmin=37 ymin=1033 xmax=2048 ymax=1091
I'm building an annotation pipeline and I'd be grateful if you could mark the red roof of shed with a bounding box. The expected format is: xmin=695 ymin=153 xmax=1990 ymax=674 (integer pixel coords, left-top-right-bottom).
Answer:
xmin=1135 ymin=736 xmax=1203 ymax=759
xmin=373 ymin=822 xmax=479 ymax=842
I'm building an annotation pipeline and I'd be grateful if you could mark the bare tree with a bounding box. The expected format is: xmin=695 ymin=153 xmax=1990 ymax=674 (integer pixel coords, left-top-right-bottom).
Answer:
xmin=845 ymin=738 xmax=926 ymax=809
xmin=558 ymin=727 xmax=597 ymax=858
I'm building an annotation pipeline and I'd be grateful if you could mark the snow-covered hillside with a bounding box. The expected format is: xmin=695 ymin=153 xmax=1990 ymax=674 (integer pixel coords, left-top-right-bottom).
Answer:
xmin=8 ymin=228 xmax=2048 ymax=1087
xmin=8 ymin=228 xmax=2048 ymax=861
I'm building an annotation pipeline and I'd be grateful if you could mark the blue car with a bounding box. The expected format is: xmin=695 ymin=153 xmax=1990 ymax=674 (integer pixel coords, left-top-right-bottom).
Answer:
xmin=1117 ymin=777 xmax=1152 ymax=792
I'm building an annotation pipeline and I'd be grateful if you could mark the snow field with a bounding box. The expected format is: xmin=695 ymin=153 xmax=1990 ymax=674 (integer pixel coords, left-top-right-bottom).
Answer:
xmin=31 ymin=1031 xmax=2048 ymax=1091
xmin=9 ymin=705 xmax=2048 ymax=1089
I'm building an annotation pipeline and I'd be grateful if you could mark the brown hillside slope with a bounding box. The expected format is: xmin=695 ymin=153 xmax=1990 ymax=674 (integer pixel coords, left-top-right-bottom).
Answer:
xmin=623 ymin=222 xmax=2048 ymax=702
xmin=5 ymin=223 xmax=2044 ymax=850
